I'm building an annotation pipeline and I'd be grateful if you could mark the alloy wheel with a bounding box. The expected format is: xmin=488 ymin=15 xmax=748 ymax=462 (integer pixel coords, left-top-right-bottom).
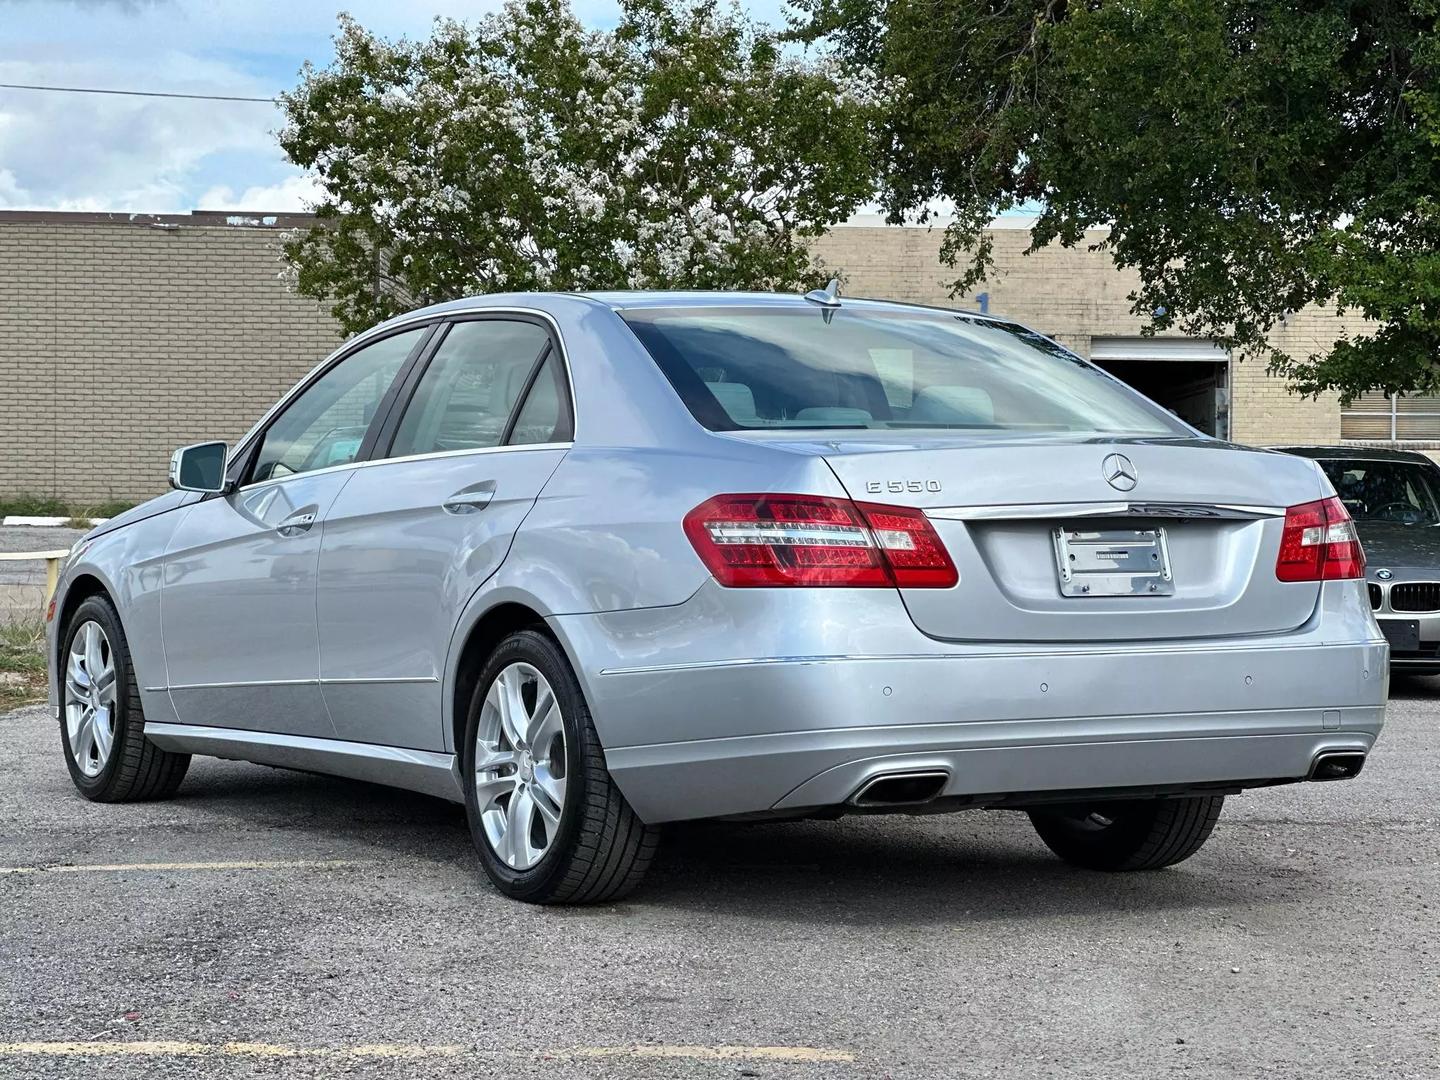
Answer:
xmin=64 ymin=621 xmax=117 ymax=778
xmin=473 ymin=662 xmax=568 ymax=870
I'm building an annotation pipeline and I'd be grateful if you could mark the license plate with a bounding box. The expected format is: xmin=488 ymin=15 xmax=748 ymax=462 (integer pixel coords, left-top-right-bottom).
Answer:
xmin=1054 ymin=526 xmax=1174 ymax=597
xmin=1380 ymin=619 xmax=1420 ymax=651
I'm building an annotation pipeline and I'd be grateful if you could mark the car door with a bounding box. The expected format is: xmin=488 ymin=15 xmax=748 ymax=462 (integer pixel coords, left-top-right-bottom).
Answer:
xmin=161 ymin=325 xmax=431 ymax=737
xmin=315 ymin=315 xmax=573 ymax=750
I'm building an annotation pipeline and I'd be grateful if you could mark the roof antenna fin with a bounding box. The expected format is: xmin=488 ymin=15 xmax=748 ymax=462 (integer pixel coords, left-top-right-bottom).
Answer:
xmin=804 ymin=278 xmax=841 ymax=322
xmin=804 ymin=278 xmax=841 ymax=308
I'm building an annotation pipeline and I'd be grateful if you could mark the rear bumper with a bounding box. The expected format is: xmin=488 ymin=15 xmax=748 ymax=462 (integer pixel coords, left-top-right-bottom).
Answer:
xmin=555 ymin=584 xmax=1388 ymax=824
xmin=606 ymin=710 xmax=1381 ymax=822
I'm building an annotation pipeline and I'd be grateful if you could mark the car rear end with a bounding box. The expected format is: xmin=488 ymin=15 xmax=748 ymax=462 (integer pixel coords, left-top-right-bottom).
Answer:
xmin=562 ymin=297 xmax=1387 ymax=826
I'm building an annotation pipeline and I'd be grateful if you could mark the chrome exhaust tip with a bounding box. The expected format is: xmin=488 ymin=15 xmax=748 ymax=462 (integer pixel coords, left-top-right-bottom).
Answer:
xmin=1308 ymin=751 xmax=1367 ymax=782
xmin=849 ymin=770 xmax=949 ymax=808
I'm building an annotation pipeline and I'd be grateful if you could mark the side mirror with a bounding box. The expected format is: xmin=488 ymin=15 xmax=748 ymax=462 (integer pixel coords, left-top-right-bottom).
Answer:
xmin=168 ymin=441 xmax=229 ymax=494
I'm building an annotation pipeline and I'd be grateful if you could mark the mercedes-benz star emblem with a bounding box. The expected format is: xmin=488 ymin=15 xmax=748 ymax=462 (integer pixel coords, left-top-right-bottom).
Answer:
xmin=1101 ymin=453 xmax=1138 ymax=492
xmin=1376 ymin=568 xmax=1393 ymax=580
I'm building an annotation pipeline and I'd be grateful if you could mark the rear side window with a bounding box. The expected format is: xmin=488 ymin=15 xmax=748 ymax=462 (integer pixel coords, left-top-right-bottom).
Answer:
xmin=508 ymin=354 xmax=571 ymax=445
xmin=622 ymin=307 xmax=1186 ymax=437
xmin=390 ymin=320 xmax=551 ymax=457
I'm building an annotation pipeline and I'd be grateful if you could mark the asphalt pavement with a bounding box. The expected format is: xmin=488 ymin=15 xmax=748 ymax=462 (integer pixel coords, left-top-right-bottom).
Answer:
xmin=1 ymin=682 xmax=1436 ymax=1079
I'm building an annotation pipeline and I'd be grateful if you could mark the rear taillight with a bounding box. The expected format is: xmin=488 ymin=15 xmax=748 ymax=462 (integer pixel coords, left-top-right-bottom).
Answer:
xmin=1276 ymin=496 xmax=1365 ymax=582
xmin=683 ymin=493 xmax=958 ymax=588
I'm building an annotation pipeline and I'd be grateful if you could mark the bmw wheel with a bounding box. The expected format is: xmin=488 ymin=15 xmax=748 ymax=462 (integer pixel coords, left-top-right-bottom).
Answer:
xmin=462 ymin=629 xmax=658 ymax=904
xmin=60 ymin=595 xmax=190 ymax=801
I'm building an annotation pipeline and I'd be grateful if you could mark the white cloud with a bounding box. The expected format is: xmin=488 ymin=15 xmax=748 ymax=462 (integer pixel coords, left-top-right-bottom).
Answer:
xmin=0 ymin=48 xmax=290 ymax=211
xmin=0 ymin=0 xmax=793 ymax=212
xmin=196 ymin=173 xmax=321 ymax=212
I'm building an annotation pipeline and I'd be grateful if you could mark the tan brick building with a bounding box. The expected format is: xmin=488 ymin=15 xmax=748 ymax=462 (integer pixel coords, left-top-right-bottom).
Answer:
xmin=0 ymin=210 xmax=1403 ymax=505
xmin=1 ymin=210 xmax=336 ymax=505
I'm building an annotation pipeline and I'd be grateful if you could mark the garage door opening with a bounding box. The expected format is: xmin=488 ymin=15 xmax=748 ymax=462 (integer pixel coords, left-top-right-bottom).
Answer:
xmin=1089 ymin=338 xmax=1230 ymax=439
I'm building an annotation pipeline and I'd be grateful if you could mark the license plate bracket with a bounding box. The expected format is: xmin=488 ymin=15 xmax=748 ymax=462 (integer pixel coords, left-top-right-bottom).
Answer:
xmin=1054 ymin=526 xmax=1174 ymax=597
xmin=1379 ymin=618 xmax=1420 ymax=651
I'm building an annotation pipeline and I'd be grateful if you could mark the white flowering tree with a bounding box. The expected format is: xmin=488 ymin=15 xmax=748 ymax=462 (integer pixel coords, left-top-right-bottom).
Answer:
xmin=279 ymin=0 xmax=880 ymax=334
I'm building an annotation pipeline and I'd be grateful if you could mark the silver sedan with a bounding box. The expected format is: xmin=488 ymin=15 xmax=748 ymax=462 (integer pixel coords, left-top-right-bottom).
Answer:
xmin=48 ymin=291 xmax=1387 ymax=903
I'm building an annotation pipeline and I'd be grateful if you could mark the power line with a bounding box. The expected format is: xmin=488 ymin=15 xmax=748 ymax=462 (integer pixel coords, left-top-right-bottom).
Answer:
xmin=0 ymin=82 xmax=276 ymax=103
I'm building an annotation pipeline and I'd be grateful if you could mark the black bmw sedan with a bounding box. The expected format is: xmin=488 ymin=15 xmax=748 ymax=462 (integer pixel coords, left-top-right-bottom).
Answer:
xmin=1281 ymin=445 xmax=1440 ymax=674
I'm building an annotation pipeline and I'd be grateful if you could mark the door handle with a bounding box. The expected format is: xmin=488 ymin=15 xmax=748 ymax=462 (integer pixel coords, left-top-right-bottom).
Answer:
xmin=275 ymin=510 xmax=316 ymax=536
xmin=443 ymin=482 xmax=496 ymax=515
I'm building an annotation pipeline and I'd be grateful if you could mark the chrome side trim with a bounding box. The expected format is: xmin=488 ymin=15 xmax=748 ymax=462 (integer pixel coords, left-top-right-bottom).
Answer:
xmin=323 ymin=676 xmax=440 ymax=686
xmin=161 ymin=678 xmax=317 ymax=691
xmin=234 ymin=441 xmax=573 ymax=496
xmin=927 ymin=501 xmax=1286 ymax=522
xmin=142 ymin=723 xmax=464 ymax=803
xmin=148 ymin=676 xmax=438 ymax=691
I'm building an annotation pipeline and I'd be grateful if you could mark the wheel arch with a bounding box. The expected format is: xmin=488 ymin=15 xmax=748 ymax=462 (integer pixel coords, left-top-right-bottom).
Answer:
xmin=57 ymin=572 xmax=112 ymax=627
xmin=446 ymin=592 xmax=581 ymax=756
xmin=52 ymin=572 xmax=116 ymax=669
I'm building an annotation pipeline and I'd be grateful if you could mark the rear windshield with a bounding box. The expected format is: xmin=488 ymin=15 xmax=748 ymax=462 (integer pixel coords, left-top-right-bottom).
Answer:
xmin=621 ymin=306 xmax=1187 ymax=436
xmin=1317 ymin=459 xmax=1440 ymax=525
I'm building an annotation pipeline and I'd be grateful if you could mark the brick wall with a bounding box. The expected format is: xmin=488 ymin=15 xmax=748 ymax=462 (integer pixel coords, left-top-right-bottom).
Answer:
xmin=0 ymin=213 xmax=339 ymax=505
xmin=2 ymin=213 xmax=1356 ymax=504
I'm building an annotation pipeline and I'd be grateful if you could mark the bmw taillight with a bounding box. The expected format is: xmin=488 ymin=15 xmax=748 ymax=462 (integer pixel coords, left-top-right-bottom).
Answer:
xmin=683 ymin=493 xmax=958 ymax=588
xmin=1275 ymin=496 xmax=1365 ymax=582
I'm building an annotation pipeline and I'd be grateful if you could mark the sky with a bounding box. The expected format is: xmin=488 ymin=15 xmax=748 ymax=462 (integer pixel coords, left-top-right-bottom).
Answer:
xmin=0 ymin=0 xmax=790 ymax=213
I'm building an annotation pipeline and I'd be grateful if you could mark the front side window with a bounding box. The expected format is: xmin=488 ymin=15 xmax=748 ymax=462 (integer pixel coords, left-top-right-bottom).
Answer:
xmin=1318 ymin=459 xmax=1440 ymax=526
xmin=390 ymin=320 xmax=552 ymax=457
xmin=251 ymin=327 xmax=424 ymax=483
xmin=622 ymin=307 xmax=1186 ymax=437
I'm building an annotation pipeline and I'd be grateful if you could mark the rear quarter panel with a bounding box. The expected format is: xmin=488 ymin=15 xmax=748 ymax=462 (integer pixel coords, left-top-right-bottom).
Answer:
xmin=442 ymin=437 xmax=845 ymax=752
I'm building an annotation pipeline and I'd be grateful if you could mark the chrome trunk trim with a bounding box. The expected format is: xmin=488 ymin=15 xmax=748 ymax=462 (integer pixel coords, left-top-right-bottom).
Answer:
xmin=927 ymin=501 xmax=1286 ymax=521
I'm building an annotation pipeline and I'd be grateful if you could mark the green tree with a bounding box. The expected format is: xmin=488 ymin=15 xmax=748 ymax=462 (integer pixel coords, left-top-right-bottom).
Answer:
xmin=279 ymin=0 xmax=880 ymax=335
xmin=800 ymin=0 xmax=1440 ymax=399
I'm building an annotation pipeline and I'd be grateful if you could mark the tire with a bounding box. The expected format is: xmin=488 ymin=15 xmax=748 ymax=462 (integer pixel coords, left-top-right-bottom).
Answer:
xmin=59 ymin=595 xmax=190 ymax=802
xmin=1027 ymin=795 xmax=1224 ymax=871
xmin=462 ymin=629 xmax=658 ymax=904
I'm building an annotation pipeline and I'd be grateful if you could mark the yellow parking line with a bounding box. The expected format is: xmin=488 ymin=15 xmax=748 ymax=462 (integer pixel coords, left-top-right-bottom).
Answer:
xmin=0 ymin=1041 xmax=853 ymax=1063
xmin=0 ymin=859 xmax=359 ymax=875
xmin=0 ymin=1042 xmax=211 ymax=1056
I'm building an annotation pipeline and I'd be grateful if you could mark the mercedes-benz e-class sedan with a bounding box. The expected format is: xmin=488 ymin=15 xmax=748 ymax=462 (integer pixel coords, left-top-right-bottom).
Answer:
xmin=49 ymin=291 xmax=1387 ymax=903
xmin=1279 ymin=445 xmax=1440 ymax=675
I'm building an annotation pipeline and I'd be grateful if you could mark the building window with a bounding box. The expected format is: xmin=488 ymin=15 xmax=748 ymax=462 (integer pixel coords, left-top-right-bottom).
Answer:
xmin=1341 ymin=393 xmax=1440 ymax=442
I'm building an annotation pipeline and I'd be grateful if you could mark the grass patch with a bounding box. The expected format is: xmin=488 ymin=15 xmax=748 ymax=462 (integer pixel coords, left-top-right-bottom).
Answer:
xmin=0 ymin=494 xmax=140 ymax=521
xmin=0 ymin=619 xmax=48 ymax=712
xmin=0 ymin=494 xmax=68 ymax=517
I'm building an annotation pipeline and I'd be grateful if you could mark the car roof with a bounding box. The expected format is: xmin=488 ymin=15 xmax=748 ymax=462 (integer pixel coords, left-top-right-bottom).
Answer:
xmin=392 ymin=289 xmax=1010 ymax=324
xmin=1273 ymin=445 xmax=1437 ymax=465
xmin=578 ymin=289 xmax=1009 ymax=321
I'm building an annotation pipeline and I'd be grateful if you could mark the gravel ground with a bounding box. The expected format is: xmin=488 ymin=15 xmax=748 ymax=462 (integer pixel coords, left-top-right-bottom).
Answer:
xmin=0 ymin=684 xmax=1436 ymax=1080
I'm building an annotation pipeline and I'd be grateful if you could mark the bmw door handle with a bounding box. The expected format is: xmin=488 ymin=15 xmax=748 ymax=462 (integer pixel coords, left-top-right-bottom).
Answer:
xmin=443 ymin=481 xmax=496 ymax=515
xmin=275 ymin=510 xmax=316 ymax=536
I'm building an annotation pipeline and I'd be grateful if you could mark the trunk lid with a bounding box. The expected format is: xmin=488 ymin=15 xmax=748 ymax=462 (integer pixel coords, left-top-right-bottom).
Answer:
xmin=779 ymin=433 xmax=1328 ymax=643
